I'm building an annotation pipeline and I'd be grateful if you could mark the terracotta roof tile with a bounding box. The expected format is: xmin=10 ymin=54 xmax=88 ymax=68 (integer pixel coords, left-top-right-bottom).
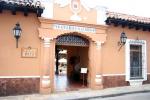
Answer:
xmin=0 ymin=0 xmax=44 ymax=16
xmin=0 ymin=0 xmax=44 ymax=8
xmin=106 ymin=11 xmax=150 ymax=24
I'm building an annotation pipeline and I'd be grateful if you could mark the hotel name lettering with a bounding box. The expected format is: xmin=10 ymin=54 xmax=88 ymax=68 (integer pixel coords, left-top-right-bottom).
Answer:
xmin=129 ymin=40 xmax=145 ymax=44
xmin=53 ymin=24 xmax=96 ymax=33
xmin=21 ymin=48 xmax=37 ymax=58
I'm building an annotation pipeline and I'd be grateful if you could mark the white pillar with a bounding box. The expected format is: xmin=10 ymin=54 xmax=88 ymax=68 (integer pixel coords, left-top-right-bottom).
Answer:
xmin=94 ymin=41 xmax=103 ymax=86
xmin=42 ymin=38 xmax=53 ymax=88
xmin=89 ymin=41 xmax=104 ymax=89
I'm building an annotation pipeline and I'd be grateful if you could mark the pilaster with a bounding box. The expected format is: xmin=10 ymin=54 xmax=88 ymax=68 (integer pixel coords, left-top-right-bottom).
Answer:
xmin=40 ymin=38 xmax=55 ymax=94
xmin=89 ymin=41 xmax=104 ymax=89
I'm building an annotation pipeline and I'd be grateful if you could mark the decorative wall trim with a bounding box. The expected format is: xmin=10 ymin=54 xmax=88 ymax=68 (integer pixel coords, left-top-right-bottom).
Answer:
xmin=53 ymin=24 xmax=96 ymax=33
xmin=103 ymin=74 xmax=125 ymax=76
xmin=43 ymin=38 xmax=53 ymax=47
xmin=95 ymin=41 xmax=104 ymax=50
xmin=125 ymin=39 xmax=147 ymax=83
xmin=2 ymin=74 xmax=149 ymax=78
xmin=103 ymin=73 xmax=150 ymax=76
xmin=56 ymin=34 xmax=89 ymax=46
xmin=0 ymin=76 xmax=40 ymax=78
xmin=54 ymin=0 xmax=97 ymax=11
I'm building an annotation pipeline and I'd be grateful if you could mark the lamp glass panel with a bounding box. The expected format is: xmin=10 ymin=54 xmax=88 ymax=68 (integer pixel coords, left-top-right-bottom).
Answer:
xmin=15 ymin=30 xmax=21 ymax=36
xmin=123 ymin=37 xmax=126 ymax=43
xmin=13 ymin=29 xmax=16 ymax=35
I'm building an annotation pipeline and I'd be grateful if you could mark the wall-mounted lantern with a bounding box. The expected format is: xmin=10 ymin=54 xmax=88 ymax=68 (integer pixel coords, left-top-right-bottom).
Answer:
xmin=118 ymin=32 xmax=127 ymax=45
xmin=118 ymin=32 xmax=127 ymax=51
xmin=13 ymin=23 xmax=22 ymax=48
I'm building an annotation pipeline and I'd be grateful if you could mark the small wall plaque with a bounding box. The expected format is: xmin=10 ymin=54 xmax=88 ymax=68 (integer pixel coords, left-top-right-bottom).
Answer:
xmin=81 ymin=68 xmax=87 ymax=73
xmin=21 ymin=47 xmax=37 ymax=58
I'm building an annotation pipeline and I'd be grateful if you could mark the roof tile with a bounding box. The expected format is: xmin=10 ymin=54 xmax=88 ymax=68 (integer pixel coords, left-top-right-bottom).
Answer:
xmin=107 ymin=11 xmax=150 ymax=24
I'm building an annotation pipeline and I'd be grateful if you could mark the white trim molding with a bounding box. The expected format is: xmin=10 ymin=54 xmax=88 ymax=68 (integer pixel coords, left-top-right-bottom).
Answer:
xmin=103 ymin=73 xmax=150 ymax=77
xmin=43 ymin=38 xmax=53 ymax=47
xmin=41 ymin=75 xmax=50 ymax=88
xmin=0 ymin=76 xmax=40 ymax=78
xmin=103 ymin=74 xmax=125 ymax=76
xmin=125 ymin=39 xmax=147 ymax=86
xmin=95 ymin=74 xmax=102 ymax=84
xmin=95 ymin=41 xmax=104 ymax=50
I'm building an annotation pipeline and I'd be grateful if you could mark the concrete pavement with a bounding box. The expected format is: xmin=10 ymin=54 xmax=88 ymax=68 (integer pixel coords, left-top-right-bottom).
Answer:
xmin=0 ymin=84 xmax=150 ymax=100
xmin=89 ymin=92 xmax=150 ymax=100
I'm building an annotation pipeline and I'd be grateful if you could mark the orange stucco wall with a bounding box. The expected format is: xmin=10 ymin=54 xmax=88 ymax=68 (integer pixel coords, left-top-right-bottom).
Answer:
xmin=1 ymin=1 xmax=150 ymax=95
xmin=102 ymin=25 xmax=150 ymax=74
xmin=0 ymin=11 xmax=41 ymax=76
xmin=1 ymin=9 xmax=150 ymax=95
xmin=1 ymin=11 xmax=150 ymax=78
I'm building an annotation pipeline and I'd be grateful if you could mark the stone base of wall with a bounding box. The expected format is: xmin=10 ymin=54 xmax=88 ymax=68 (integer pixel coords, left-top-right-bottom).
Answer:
xmin=103 ymin=75 xmax=129 ymax=88
xmin=0 ymin=78 xmax=40 ymax=96
xmin=143 ymin=75 xmax=150 ymax=84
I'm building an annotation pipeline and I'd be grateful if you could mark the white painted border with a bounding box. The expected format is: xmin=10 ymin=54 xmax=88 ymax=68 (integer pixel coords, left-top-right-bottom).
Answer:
xmin=103 ymin=74 xmax=125 ymax=76
xmin=103 ymin=73 xmax=150 ymax=77
xmin=0 ymin=73 xmax=149 ymax=78
xmin=125 ymin=39 xmax=147 ymax=82
xmin=0 ymin=76 xmax=40 ymax=78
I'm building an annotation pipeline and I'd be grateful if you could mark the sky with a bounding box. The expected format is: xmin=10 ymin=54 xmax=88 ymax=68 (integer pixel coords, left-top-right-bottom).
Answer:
xmin=41 ymin=0 xmax=150 ymax=18
xmin=96 ymin=0 xmax=150 ymax=17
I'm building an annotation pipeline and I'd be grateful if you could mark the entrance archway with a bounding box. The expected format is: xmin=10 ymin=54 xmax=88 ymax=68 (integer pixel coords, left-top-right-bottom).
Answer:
xmin=38 ymin=18 xmax=107 ymax=94
xmin=54 ymin=33 xmax=89 ymax=92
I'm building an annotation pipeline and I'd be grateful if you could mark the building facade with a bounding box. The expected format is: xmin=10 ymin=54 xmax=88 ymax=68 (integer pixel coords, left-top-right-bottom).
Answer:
xmin=0 ymin=0 xmax=150 ymax=96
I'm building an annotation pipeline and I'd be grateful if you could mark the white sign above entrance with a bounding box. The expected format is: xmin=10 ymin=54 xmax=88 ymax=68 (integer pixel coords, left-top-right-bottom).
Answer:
xmin=53 ymin=24 xmax=96 ymax=33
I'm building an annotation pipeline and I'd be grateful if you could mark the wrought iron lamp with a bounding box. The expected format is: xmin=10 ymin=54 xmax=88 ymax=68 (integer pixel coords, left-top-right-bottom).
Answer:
xmin=13 ymin=23 xmax=22 ymax=48
xmin=118 ymin=32 xmax=127 ymax=45
xmin=118 ymin=32 xmax=127 ymax=51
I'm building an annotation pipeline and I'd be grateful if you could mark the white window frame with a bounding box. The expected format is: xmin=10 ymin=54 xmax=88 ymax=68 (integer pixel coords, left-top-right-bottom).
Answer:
xmin=125 ymin=39 xmax=147 ymax=85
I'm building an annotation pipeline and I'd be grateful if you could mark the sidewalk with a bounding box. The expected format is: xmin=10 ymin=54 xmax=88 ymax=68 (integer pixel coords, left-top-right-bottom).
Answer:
xmin=0 ymin=84 xmax=150 ymax=100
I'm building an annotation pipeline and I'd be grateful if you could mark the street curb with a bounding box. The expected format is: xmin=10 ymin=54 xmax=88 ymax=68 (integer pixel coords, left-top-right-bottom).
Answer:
xmin=71 ymin=90 xmax=150 ymax=100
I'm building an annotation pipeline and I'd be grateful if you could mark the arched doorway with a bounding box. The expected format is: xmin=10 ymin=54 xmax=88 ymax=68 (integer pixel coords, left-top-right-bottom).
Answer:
xmin=39 ymin=18 xmax=107 ymax=94
xmin=54 ymin=33 xmax=89 ymax=92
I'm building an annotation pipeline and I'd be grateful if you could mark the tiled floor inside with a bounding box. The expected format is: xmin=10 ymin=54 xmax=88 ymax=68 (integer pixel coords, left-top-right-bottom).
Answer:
xmin=54 ymin=74 xmax=87 ymax=92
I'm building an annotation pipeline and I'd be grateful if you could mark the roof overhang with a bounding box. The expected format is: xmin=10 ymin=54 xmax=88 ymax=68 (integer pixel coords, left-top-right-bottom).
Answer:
xmin=0 ymin=0 xmax=44 ymax=17
xmin=106 ymin=12 xmax=150 ymax=32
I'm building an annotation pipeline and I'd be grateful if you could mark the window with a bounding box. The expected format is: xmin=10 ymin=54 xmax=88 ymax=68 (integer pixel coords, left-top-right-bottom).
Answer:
xmin=130 ymin=45 xmax=142 ymax=79
xmin=125 ymin=39 xmax=147 ymax=84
